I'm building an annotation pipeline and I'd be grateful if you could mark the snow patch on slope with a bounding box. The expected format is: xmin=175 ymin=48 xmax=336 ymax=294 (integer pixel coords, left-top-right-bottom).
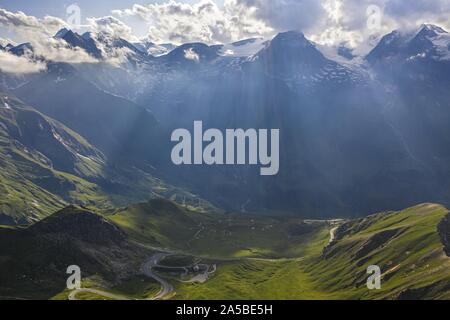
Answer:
xmin=219 ymin=38 xmax=268 ymax=57
xmin=431 ymin=33 xmax=450 ymax=60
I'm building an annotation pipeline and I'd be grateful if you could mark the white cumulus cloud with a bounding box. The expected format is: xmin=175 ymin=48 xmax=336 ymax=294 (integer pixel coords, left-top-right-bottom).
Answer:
xmin=0 ymin=9 xmax=97 ymax=64
xmin=113 ymin=0 xmax=274 ymax=44
xmin=32 ymin=37 xmax=99 ymax=64
xmin=86 ymin=16 xmax=139 ymax=42
xmin=0 ymin=50 xmax=46 ymax=74
xmin=0 ymin=37 xmax=16 ymax=47
xmin=0 ymin=9 xmax=67 ymax=39
xmin=111 ymin=0 xmax=450 ymax=53
xmin=2 ymin=1 xmax=450 ymax=60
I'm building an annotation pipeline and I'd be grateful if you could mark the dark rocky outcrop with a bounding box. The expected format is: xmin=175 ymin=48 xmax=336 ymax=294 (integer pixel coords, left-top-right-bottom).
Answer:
xmin=397 ymin=279 xmax=450 ymax=300
xmin=438 ymin=213 xmax=450 ymax=257
xmin=29 ymin=206 xmax=127 ymax=246
xmin=352 ymin=228 xmax=405 ymax=261
xmin=0 ymin=206 xmax=146 ymax=299
xmin=0 ymin=213 xmax=16 ymax=226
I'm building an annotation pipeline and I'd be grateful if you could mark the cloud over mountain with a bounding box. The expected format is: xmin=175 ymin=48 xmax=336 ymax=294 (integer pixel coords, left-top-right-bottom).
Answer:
xmin=112 ymin=0 xmax=274 ymax=44
xmin=0 ymin=50 xmax=46 ymax=74
xmin=2 ymin=1 xmax=450 ymax=57
xmin=0 ymin=8 xmax=66 ymax=38
xmin=86 ymin=16 xmax=139 ymax=43
xmin=0 ymin=37 xmax=16 ymax=47
xmin=111 ymin=0 xmax=450 ymax=50
xmin=0 ymin=9 xmax=97 ymax=64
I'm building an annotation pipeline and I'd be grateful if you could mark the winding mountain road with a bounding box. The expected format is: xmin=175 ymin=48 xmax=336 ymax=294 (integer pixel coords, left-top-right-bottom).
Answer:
xmin=68 ymin=288 xmax=130 ymax=300
xmin=69 ymin=253 xmax=174 ymax=301
xmin=140 ymin=253 xmax=174 ymax=300
xmin=329 ymin=226 xmax=339 ymax=244
xmin=69 ymin=219 xmax=329 ymax=301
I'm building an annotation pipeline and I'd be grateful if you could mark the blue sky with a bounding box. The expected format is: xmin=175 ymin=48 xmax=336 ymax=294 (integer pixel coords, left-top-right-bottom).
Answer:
xmin=0 ymin=1 xmax=211 ymax=19
xmin=0 ymin=0 xmax=226 ymax=41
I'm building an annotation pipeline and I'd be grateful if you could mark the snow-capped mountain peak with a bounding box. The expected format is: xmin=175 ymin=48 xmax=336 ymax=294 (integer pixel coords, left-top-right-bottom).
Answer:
xmin=9 ymin=42 xmax=33 ymax=56
xmin=418 ymin=24 xmax=448 ymax=36
xmin=162 ymin=42 xmax=219 ymax=65
xmin=81 ymin=31 xmax=94 ymax=41
xmin=53 ymin=28 xmax=150 ymax=63
xmin=367 ymin=24 xmax=450 ymax=63
xmin=132 ymin=41 xmax=175 ymax=57
xmin=53 ymin=28 xmax=103 ymax=59
xmin=54 ymin=28 xmax=71 ymax=39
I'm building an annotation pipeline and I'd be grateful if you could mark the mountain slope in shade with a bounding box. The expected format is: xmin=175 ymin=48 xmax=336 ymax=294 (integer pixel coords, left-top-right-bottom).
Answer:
xmin=0 ymin=91 xmax=109 ymax=223
xmin=4 ymin=25 xmax=450 ymax=218
xmin=0 ymin=206 xmax=149 ymax=299
xmin=139 ymin=29 xmax=434 ymax=218
xmin=13 ymin=63 xmax=164 ymax=165
xmin=255 ymin=31 xmax=329 ymax=76
xmin=0 ymin=92 xmax=105 ymax=176
xmin=366 ymin=24 xmax=450 ymax=64
xmin=249 ymin=31 xmax=364 ymax=86
xmin=0 ymin=92 xmax=217 ymax=224
xmin=365 ymin=24 xmax=450 ymax=208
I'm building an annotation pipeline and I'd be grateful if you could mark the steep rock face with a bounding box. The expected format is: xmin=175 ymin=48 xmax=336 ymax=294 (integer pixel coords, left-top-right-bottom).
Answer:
xmin=56 ymin=29 xmax=103 ymax=59
xmin=255 ymin=31 xmax=329 ymax=78
xmin=438 ymin=213 xmax=450 ymax=256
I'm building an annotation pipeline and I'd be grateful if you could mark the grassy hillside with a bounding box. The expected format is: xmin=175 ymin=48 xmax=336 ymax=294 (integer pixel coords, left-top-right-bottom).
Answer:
xmin=108 ymin=199 xmax=329 ymax=259
xmin=1 ymin=201 xmax=448 ymax=300
xmin=0 ymin=92 xmax=216 ymax=224
xmin=173 ymin=204 xmax=450 ymax=300
xmin=306 ymin=203 xmax=450 ymax=299
xmin=0 ymin=92 xmax=109 ymax=223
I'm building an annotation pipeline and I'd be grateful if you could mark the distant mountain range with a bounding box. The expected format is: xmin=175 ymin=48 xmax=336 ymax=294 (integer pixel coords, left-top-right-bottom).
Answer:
xmin=1 ymin=24 xmax=450 ymax=219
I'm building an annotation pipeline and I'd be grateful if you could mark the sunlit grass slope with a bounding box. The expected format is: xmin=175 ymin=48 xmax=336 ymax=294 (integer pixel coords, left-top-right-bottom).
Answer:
xmin=305 ymin=203 xmax=450 ymax=299
xmin=108 ymin=199 xmax=329 ymax=259
xmin=170 ymin=204 xmax=450 ymax=300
